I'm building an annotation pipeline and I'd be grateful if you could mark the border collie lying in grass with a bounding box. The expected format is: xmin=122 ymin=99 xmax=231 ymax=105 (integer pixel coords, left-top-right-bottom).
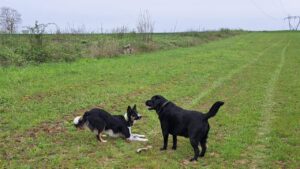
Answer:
xmin=146 ymin=95 xmax=224 ymax=161
xmin=73 ymin=105 xmax=148 ymax=142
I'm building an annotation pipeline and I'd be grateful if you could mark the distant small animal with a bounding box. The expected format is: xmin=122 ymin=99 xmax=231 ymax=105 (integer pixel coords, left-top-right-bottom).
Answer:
xmin=145 ymin=95 xmax=224 ymax=161
xmin=73 ymin=105 xmax=148 ymax=142
xmin=123 ymin=44 xmax=133 ymax=54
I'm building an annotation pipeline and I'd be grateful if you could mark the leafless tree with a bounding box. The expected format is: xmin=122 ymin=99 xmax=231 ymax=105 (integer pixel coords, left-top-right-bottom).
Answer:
xmin=0 ymin=7 xmax=22 ymax=33
xmin=23 ymin=21 xmax=58 ymax=62
xmin=24 ymin=21 xmax=57 ymax=50
xmin=70 ymin=25 xmax=86 ymax=34
xmin=111 ymin=25 xmax=130 ymax=38
xmin=136 ymin=10 xmax=155 ymax=42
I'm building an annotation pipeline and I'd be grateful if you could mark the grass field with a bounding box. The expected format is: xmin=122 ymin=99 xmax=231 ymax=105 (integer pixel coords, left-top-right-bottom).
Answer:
xmin=0 ymin=32 xmax=299 ymax=168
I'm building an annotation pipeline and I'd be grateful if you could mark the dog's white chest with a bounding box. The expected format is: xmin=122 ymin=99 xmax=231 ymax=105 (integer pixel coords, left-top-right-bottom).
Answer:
xmin=104 ymin=129 xmax=123 ymax=138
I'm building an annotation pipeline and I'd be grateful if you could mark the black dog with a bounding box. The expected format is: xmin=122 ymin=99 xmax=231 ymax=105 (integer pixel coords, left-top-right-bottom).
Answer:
xmin=145 ymin=95 xmax=224 ymax=161
xmin=73 ymin=105 xmax=148 ymax=142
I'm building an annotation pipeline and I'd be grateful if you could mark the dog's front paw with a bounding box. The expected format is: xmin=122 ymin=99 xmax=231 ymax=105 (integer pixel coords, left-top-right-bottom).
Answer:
xmin=160 ymin=147 xmax=167 ymax=151
xmin=136 ymin=134 xmax=146 ymax=138
xmin=171 ymin=146 xmax=177 ymax=150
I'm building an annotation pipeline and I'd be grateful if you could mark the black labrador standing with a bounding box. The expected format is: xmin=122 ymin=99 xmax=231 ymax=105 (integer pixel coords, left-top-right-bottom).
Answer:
xmin=145 ymin=95 xmax=224 ymax=161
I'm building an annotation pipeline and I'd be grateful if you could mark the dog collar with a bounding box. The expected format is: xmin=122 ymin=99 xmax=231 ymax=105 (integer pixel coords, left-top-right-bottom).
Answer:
xmin=158 ymin=101 xmax=170 ymax=113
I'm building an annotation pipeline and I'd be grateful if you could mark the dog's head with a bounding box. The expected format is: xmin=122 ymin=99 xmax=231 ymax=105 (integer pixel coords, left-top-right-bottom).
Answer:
xmin=145 ymin=95 xmax=168 ymax=112
xmin=73 ymin=116 xmax=85 ymax=129
xmin=125 ymin=104 xmax=142 ymax=126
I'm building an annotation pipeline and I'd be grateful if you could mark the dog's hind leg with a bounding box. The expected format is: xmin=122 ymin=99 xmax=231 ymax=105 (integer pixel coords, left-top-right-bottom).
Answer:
xmin=189 ymin=138 xmax=200 ymax=161
xmin=199 ymin=138 xmax=207 ymax=157
xmin=96 ymin=133 xmax=101 ymax=141
xmin=94 ymin=130 xmax=102 ymax=142
xmin=88 ymin=118 xmax=106 ymax=142
xmin=98 ymin=132 xmax=107 ymax=143
xmin=172 ymin=135 xmax=177 ymax=150
xmin=94 ymin=127 xmax=106 ymax=142
xmin=199 ymin=129 xmax=209 ymax=157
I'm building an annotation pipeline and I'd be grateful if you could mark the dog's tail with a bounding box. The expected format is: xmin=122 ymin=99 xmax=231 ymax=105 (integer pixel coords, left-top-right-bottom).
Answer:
xmin=204 ymin=101 xmax=224 ymax=120
xmin=80 ymin=112 xmax=90 ymax=124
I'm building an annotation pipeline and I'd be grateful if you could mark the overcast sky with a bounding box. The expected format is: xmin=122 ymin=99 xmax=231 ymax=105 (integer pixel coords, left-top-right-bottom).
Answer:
xmin=1 ymin=0 xmax=299 ymax=32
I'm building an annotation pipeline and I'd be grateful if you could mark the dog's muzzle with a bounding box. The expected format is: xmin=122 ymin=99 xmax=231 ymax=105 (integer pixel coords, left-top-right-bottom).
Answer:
xmin=136 ymin=114 xmax=142 ymax=120
xmin=145 ymin=100 xmax=154 ymax=110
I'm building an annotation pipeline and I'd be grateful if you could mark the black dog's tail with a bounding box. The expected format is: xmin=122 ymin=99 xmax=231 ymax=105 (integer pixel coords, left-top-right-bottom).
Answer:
xmin=74 ymin=112 xmax=89 ymax=128
xmin=204 ymin=101 xmax=224 ymax=120
xmin=81 ymin=112 xmax=90 ymax=124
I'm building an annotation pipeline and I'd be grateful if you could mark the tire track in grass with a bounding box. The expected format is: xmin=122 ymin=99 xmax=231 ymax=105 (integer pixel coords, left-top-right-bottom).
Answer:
xmin=189 ymin=40 xmax=282 ymax=107
xmin=250 ymin=41 xmax=290 ymax=168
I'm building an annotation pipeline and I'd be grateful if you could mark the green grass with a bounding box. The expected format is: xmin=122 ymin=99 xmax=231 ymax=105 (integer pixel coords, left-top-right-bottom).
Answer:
xmin=0 ymin=32 xmax=299 ymax=168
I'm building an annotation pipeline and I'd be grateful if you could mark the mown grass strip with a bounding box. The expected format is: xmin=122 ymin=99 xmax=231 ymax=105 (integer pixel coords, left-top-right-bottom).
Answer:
xmin=248 ymin=41 xmax=290 ymax=168
xmin=187 ymin=37 xmax=290 ymax=168
xmin=267 ymin=34 xmax=300 ymax=169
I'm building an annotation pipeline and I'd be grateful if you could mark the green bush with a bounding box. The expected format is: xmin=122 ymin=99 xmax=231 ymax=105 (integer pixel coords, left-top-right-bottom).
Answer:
xmin=46 ymin=43 xmax=81 ymax=62
xmin=0 ymin=46 xmax=25 ymax=66
xmin=26 ymin=48 xmax=49 ymax=63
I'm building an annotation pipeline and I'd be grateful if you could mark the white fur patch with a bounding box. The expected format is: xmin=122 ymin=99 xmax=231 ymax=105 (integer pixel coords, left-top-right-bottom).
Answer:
xmin=73 ymin=116 xmax=81 ymax=125
xmin=124 ymin=113 xmax=128 ymax=121
xmin=128 ymin=127 xmax=132 ymax=134
xmin=104 ymin=129 xmax=123 ymax=138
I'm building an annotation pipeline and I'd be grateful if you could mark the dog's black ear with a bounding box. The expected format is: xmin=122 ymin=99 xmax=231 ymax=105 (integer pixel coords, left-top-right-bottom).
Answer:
xmin=127 ymin=106 xmax=131 ymax=112
xmin=133 ymin=104 xmax=136 ymax=110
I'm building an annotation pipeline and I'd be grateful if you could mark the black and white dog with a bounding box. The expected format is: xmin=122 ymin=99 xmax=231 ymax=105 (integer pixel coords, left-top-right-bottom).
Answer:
xmin=146 ymin=95 xmax=224 ymax=161
xmin=73 ymin=105 xmax=148 ymax=142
